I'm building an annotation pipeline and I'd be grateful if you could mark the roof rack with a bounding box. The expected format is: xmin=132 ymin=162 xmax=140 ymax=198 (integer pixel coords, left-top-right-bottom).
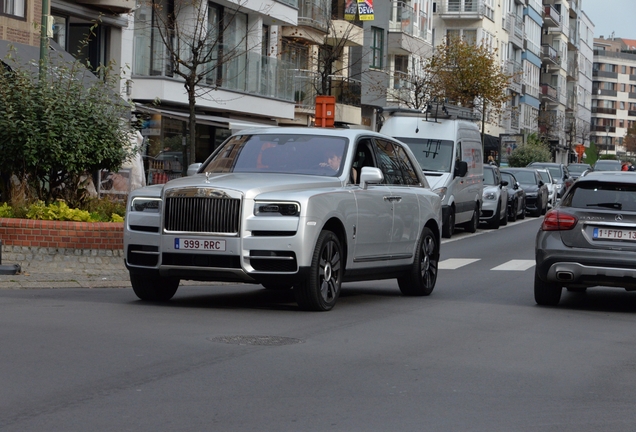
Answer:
xmin=382 ymin=102 xmax=480 ymax=122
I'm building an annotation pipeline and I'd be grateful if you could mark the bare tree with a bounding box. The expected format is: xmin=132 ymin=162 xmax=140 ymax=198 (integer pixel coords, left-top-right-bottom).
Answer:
xmin=137 ymin=0 xmax=268 ymax=168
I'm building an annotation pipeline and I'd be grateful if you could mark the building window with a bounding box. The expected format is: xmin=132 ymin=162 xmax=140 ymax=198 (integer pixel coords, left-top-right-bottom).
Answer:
xmin=1 ymin=0 xmax=26 ymax=18
xmin=371 ymin=27 xmax=384 ymax=69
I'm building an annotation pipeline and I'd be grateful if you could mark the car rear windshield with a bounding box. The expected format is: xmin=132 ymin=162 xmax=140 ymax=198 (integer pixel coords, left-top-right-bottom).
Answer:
xmin=563 ymin=181 xmax=636 ymax=212
xmin=200 ymin=134 xmax=348 ymax=176
xmin=594 ymin=161 xmax=622 ymax=171
xmin=506 ymin=170 xmax=535 ymax=184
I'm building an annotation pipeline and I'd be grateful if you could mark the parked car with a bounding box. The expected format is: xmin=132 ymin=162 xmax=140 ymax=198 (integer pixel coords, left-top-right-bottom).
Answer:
xmin=593 ymin=159 xmax=623 ymax=172
xmin=501 ymin=168 xmax=549 ymax=217
xmin=527 ymin=162 xmax=574 ymax=199
xmin=536 ymin=168 xmax=557 ymax=209
xmin=534 ymin=171 xmax=636 ymax=306
xmin=501 ymin=171 xmax=526 ymax=222
xmin=567 ymin=163 xmax=592 ymax=179
xmin=124 ymin=127 xmax=443 ymax=311
xmin=480 ymin=164 xmax=508 ymax=229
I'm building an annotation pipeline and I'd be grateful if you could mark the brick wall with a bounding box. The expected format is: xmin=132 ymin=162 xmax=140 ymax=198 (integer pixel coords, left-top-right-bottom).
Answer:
xmin=0 ymin=219 xmax=123 ymax=250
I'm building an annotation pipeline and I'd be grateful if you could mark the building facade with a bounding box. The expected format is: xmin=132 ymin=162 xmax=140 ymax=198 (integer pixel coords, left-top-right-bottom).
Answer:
xmin=591 ymin=36 xmax=636 ymax=157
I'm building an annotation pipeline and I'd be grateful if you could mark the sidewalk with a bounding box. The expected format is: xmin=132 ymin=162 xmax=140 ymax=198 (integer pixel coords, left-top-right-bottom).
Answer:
xmin=0 ymin=247 xmax=132 ymax=289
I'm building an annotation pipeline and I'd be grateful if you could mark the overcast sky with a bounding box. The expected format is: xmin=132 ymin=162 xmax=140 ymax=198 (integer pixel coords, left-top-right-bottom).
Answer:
xmin=582 ymin=0 xmax=636 ymax=40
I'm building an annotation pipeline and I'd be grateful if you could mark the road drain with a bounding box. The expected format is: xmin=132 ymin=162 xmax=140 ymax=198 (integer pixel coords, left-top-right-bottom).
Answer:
xmin=208 ymin=335 xmax=304 ymax=346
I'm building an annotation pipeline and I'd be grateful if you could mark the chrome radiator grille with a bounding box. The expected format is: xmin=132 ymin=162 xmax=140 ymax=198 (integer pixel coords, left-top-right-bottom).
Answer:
xmin=164 ymin=197 xmax=241 ymax=234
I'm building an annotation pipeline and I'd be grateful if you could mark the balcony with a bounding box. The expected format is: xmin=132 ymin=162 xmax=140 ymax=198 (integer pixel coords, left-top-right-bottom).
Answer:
xmin=591 ymin=125 xmax=616 ymax=133
xmin=567 ymin=60 xmax=578 ymax=80
xmin=390 ymin=1 xmax=429 ymax=38
xmin=437 ymin=0 xmax=487 ymax=19
xmin=540 ymin=83 xmax=558 ymax=102
xmin=541 ymin=45 xmax=559 ymax=65
xmin=568 ymin=0 xmax=580 ymax=17
xmin=592 ymin=107 xmax=617 ymax=115
xmin=133 ymin=43 xmax=296 ymax=103
xmin=506 ymin=13 xmax=524 ymax=49
xmin=507 ymin=61 xmax=523 ymax=93
xmin=543 ymin=5 xmax=561 ymax=27
xmin=288 ymin=71 xmax=361 ymax=124
xmin=593 ymin=70 xmax=618 ymax=79
xmin=593 ymin=88 xmax=618 ymax=97
xmin=298 ymin=0 xmax=329 ymax=31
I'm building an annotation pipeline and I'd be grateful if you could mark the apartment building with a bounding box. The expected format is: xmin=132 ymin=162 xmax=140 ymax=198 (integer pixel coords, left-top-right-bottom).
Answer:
xmin=591 ymin=36 xmax=636 ymax=156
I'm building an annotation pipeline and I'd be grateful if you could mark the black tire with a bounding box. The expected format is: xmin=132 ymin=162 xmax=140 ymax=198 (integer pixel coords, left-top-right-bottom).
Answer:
xmin=534 ymin=269 xmax=562 ymax=306
xmin=487 ymin=202 xmax=501 ymax=229
xmin=398 ymin=227 xmax=438 ymax=296
xmin=464 ymin=204 xmax=479 ymax=233
xmin=531 ymin=201 xmax=542 ymax=217
xmin=508 ymin=199 xmax=518 ymax=222
xmin=518 ymin=199 xmax=526 ymax=219
xmin=294 ymin=230 xmax=342 ymax=311
xmin=442 ymin=207 xmax=455 ymax=239
xmin=130 ymin=273 xmax=179 ymax=301
xmin=500 ymin=201 xmax=508 ymax=226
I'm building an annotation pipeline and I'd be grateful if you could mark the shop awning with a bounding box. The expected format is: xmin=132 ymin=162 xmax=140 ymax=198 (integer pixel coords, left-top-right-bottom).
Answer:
xmin=134 ymin=104 xmax=277 ymax=132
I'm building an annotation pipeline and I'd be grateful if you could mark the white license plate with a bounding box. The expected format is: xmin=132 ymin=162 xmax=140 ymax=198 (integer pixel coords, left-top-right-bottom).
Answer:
xmin=593 ymin=228 xmax=636 ymax=241
xmin=175 ymin=238 xmax=226 ymax=251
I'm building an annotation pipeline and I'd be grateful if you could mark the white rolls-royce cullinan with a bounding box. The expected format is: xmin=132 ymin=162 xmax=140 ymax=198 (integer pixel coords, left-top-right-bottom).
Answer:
xmin=124 ymin=127 xmax=443 ymax=311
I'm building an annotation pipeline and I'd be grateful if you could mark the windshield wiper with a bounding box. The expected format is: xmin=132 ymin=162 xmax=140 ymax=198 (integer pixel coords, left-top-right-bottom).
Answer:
xmin=586 ymin=202 xmax=623 ymax=209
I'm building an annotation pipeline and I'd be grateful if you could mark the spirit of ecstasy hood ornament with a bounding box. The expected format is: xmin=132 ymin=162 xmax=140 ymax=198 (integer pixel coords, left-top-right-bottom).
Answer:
xmin=205 ymin=172 xmax=211 ymax=183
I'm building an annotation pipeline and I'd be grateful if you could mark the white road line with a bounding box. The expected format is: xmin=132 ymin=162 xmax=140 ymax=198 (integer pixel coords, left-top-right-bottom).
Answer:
xmin=490 ymin=260 xmax=535 ymax=271
xmin=439 ymin=258 xmax=481 ymax=270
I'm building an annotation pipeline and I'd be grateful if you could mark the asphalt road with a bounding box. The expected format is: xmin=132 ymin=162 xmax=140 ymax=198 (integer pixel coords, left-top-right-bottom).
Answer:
xmin=2 ymin=217 xmax=636 ymax=431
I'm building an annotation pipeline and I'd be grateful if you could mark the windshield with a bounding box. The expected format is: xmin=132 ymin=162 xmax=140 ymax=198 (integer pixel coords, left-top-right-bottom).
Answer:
xmin=483 ymin=168 xmax=497 ymax=185
xmin=396 ymin=137 xmax=454 ymax=173
xmin=568 ymin=165 xmax=590 ymax=174
xmin=506 ymin=170 xmax=536 ymax=184
xmin=200 ymin=134 xmax=348 ymax=176
xmin=594 ymin=161 xmax=622 ymax=171
xmin=501 ymin=173 xmax=515 ymax=186
xmin=537 ymin=170 xmax=551 ymax=184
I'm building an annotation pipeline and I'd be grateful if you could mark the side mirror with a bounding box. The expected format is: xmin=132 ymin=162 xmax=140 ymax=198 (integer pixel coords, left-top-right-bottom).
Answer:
xmin=501 ymin=180 xmax=509 ymax=187
xmin=360 ymin=167 xmax=384 ymax=190
xmin=514 ymin=182 xmax=520 ymax=190
xmin=538 ymin=180 xmax=544 ymax=186
xmin=455 ymin=160 xmax=468 ymax=178
xmin=187 ymin=163 xmax=202 ymax=176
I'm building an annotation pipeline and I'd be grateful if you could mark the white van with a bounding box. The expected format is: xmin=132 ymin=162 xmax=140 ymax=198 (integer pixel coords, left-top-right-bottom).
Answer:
xmin=380 ymin=106 xmax=483 ymax=238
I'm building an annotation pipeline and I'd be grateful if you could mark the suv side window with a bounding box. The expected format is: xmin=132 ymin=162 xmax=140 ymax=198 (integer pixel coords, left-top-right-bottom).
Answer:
xmin=393 ymin=142 xmax=420 ymax=185
xmin=374 ymin=138 xmax=403 ymax=185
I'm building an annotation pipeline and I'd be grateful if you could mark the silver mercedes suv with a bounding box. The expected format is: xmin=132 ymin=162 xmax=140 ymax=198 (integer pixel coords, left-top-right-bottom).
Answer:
xmin=534 ymin=171 xmax=636 ymax=306
xmin=125 ymin=127 xmax=443 ymax=311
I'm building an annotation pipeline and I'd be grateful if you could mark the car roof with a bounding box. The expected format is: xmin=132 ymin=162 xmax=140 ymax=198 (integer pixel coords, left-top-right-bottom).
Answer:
xmin=575 ymin=171 xmax=636 ymax=184
xmin=234 ymin=126 xmax=389 ymax=140
xmin=528 ymin=162 xmax=562 ymax=166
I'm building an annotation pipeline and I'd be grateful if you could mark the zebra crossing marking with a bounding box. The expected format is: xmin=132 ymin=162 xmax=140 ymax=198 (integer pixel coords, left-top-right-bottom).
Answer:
xmin=438 ymin=258 xmax=480 ymax=270
xmin=438 ymin=259 xmax=535 ymax=271
xmin=490 ymin=260 xmax=535 ymax=271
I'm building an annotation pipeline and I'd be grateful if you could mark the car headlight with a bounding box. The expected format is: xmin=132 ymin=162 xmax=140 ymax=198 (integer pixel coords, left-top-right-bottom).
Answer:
xmin=130 ymin=197 xmax=162 ymax=213
xmin=254 ymin=202 xmax=300 ymax=216
xmin=433 ymin=187 xmax=447 ymax=200
xmin=483 ymin=192 xmax=497 ymax=200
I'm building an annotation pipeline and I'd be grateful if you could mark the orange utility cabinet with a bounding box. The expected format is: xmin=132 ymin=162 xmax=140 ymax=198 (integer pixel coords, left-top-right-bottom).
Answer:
xmin=315 ymin=95 xmax=335 ymax=128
